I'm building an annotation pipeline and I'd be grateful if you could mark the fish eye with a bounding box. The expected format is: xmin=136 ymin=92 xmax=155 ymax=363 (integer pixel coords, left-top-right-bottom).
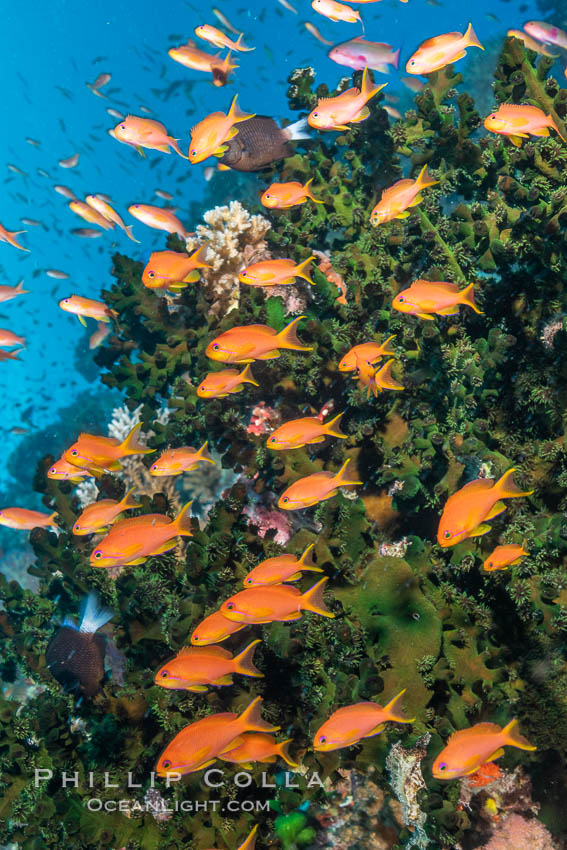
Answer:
xmin=439 ymin=762 xmax=447 ymax=771
xmin=120 ymin=124 xmax=125 ymax=130
xmin=282 ymin=497 xmax=289 ymax=503
xmin=213 ymin=344 xmax=219 ymax=350
xmin=270 ymin=437 xmax=276 ymax=442
xmin=443 ymin=531 xmax=451 ymax=539
xmin=71 ymin=450 xmax=78 ymax=456
xmin=319 ymin=735 xmax=326 ymax=743
xmin=245 ymin=578 xmax=252 ymax=584
xmin=312 ymin=111 xmax=318 ymax=118
xmin=226 ymin=603 xmax=234 ymax=610
xmin=487 ymin=561 xmax=493 ymax=568
xmin=148 ymin=271 xmax=155 ymax=278
xmin=74 ymin=524 xmax=80 ymax=530
xmin=191 ymin=149 xmax=197 ymax=156
xmin=162 ymin=759 xmax=171 ymax=769
xmin=193 ymin=634 xmax=199 ymax=641
xmin=410 ymin=60 xmax=415 ymax=66
xmin=49 ymin=467 xmax=56 ymax=474
xmin=398 ymin=296 xmax=404 ymax=303
xmin=94 ymin=551 xmax=103 ymax=559
xmin=161 ymin=670 xmax=168 ymax=678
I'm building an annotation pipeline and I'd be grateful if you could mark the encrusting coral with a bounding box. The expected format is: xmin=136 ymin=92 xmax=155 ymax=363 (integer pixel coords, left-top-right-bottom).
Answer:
xmin=2 ymin=30 xmax=567 ymax=850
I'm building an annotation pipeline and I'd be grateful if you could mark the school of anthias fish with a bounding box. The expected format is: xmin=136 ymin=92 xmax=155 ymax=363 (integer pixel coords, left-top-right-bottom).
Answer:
xmin=3 ymin=3 xmax=566 ymax=846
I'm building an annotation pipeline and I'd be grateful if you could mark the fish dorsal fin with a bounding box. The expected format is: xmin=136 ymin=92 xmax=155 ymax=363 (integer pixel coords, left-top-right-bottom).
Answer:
xmin=447 ymin=722 xmax=501 ymax=744
xmin=419 ymin=31 xmax=463 ymax=49
xmin=498 ymin=104 xmax=542 ymax=119
xmin=459 ymin=478 xmax=494 ymax=494
xmin=414 ymin=280 xmax=458 ymax=293
xmin=177 ymin=645 xmax=232 ymax=659
xmin=382 ymin=179 xmax=414 ymax=198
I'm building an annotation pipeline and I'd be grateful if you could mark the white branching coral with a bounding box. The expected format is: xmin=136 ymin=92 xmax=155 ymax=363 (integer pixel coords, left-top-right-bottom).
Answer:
xmin=386 ymin=734 xmax=431 ymax=849
xmin=184 ymin=200 xmax=271 ymax=316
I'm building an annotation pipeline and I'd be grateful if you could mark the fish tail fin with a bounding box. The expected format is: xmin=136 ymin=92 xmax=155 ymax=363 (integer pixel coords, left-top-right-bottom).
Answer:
xmin=189 ymin=244 xmax=212 ymax=269
xmin=276 ymin=315 xmax=313 ymax=351
xmin=391 ymin=47 xmax=401 ymax=70
xmin=78 ymin=592 xmax=114 ymax=634
xmin=380 ymin=334 xmax=397 ymax=356
xmin=460 ymin=282 xmax=483 ymax=314
xmin=228 ymin=94 xmax=255 ymax=123
xmin=234 ymin=33 xmax=255 ymax=51
xmin=495 ymin=468 xmax=534 ymax=499
xmin=464 ymin=22 xmax=484 ymax=50
xmin=169 ymin=137 xmax=190 ymax=159
xmin=334 ymin=458 xmax=363 ymax=488
xmin=360 ymin=66 xmax=387 ymax=103
xmin=304 ymin=177 xmax=324 ymax=203
xmin=120 ymin=422 xmax=154 ymax=456
xmin=233 ymin=639 xmax=263 ymax=677
xmin=238 ymin=696 xmax=280 ymax=733
xmin=283 ymin=117 xmax=311 ymax=141
xmin=120 ymin=486 xmax=141 ymax=511
xmin=16 ymin=280 xmax=29 ymax=294
xmin=502 ymin=718 xmax=537 ymax=751
xmin=241 ymin=363 xmax=259 ymax=386
xmin=521 ymin=538 xmax=530 ymax=555
xmin=295 ymin=256 xmax=316 ymax=285
xmin=275 ymin=739 xmax=300 ymax=768
xmin=548 ymin=115 xmax=567 ymax=143
xmin=324 ymin=410 xmax=347 ymax=439
xmin=173 ymin=501 xmax=194 ymax=537
xmin=416 ymin=163 xmax=439 ymax=190
xmin=300 ymin=577 xmax=335 ymax=618
xmin=383 ymin=689 xmax=416 ymax=724
xmin=124 ymin=224 xmax=140 ymax=243
xmin=47 ymin=511 xmax=59 ymax=527
xmin=376 ymin=359 xmax=405 ymax=391
xmin=196 ymin=440 xmax=215 ymax=465
xmin=298 ymin=543 xmax=318 ymax=568
xmin=238 ymin=825 xmax=258 ymax=850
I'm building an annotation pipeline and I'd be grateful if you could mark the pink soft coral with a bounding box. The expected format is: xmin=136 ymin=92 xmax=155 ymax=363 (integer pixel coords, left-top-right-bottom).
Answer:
xmin=481 ymin=813 xmax=558 ymax=850
xmin=243 ymin=504 xmax=292 ymax=545
xmin=246 ymin=401 xmax=280 ymax=436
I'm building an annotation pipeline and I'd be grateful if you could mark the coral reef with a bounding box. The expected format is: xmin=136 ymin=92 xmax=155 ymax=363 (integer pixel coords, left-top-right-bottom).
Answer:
xmin=3 ymin=36 xmax=567 ymax=850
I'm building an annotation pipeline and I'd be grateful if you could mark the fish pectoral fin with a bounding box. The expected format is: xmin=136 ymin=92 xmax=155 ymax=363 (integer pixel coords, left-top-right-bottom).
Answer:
xmin=277 ymin=277 xmax=296 ymax=285
xmin=183 ymin=270 xmax=202 ymax=283
xmin=485 ymin=748 xmax=505 ymax=763
xmin=509 ymin=135 xmax=524 ymax=147
xmin=213 ymin=674 xmax=233 ymax=685
xmin=125 ymin=557 xmax=148 ymax=566
xmin=484 ymin=500 xmax=507 ymax=521
xmin=213 ymin=145 xmax=229 ymax=156
xmin=188 ymin=684 xmax=209 ymax=692
xmin=437 ymin=306 xmax=460 ymax=315
xmin=256 ymin=350 xmax=280 ymax=359
xmin=417 ymin=312 xmax=435 ymax=320
xmin=78 ymin=315 xmax=87 ymax=327
xmin=195 ymin=759 xmax=217 ymax=770
xmin=308 ymin=436 xmax=326 ymax=443
xmin=469 ymin=523 xmax=492 ymax=537
xmin=395 ymin=211 xmax=411 ymax=219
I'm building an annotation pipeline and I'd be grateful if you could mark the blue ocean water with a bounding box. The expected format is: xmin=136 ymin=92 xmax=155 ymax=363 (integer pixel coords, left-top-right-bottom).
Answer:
xmin=0 ymin=0 xmax=542 ymax=516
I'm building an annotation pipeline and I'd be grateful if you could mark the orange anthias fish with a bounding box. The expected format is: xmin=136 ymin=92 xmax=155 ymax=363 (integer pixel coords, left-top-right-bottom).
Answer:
xmin=142 ymin=247 xmax=211 ymax=290
xmin=72 ymin=487 xmax=141 ymax=536
xmin=239 ymin=257 xmax=315 ymax=287
xmin=432 ymin=719 xmax=536 ymax=780
xmin=168 ymin=40 xmax=239 ymax=87
xmin=188 ymin=95 xmax=255 ymax=163
xmin=85 ymin=195 xmax=139 ymax=242
xmin=114 ymin=116 xmax=188 ymax=159
xmin=0 ymin=281 xmax=28 ymax=302
xmin=68 ymin=201 xmax=114 ymax=230
xmin=219 ymin=733 xmax=299 ymax=768
xmin=47 ymin=456 xmax=93 ymax=482
xmin=149 ymin=441 xmax=215 ymax=476
xmin=483 ymin=542 xmax=529 ymax=572
xmin=0 ymin=223 xmax=29 ymax=251
xmin=206 ymin=316 xmax=312 ymax=363
xmin=219 ymin=577 xmax=335 ymax=623
xmin=0 ymin=508 xmax=58 ymax=530
xmin=194 ymin=24 xmax=254 ymax=52
xmin=59 ymin=295 xmax=118 ymax=327
xmin=308 ymin=67 xmax=386 ymax=131
xmin=267 ymin=412 xmax=346 ymax=450
xmin=484 ymin=104 xmax=566 ymax=147
xmin=190 ymin=611 xmax=247 ymax=645
xmin=65 ymin=422 xmax=154 ymax=476
xmin=0 ymin=329 xmax=26 ymax=348
xmin=506 ymin=29 xmax=559 ymax=57
xmin=155 ymin=696 xmax=279 ymax=776
xmin=89 ymin=322 xmax=111 ymax=350
xmin=243 ymin=543 xmax=323 ymax=586
xmin=313 ymin=690 xmax=414 ymax=751
xmin=128 ymin=205 xmax=193 ymax=241
xmin=370 ymin=165 xmax=439 ymax=226
xmin=352 ymin=357 xmax=404 ymax=398
xmin=90 ymin=501 xmax=193 ymax=568
xmin=154 ymin=640 xmax=263 ymax=691
xmin=261 ymin=179 xmax=323 ymax=209
xmin=279 ymin=458 xmax=362 ymax=510
xmin=312 ymin=0 xmax=362 ymax=24
xmin=197 ymin=364 xmax=259 ymax=398
xmin=392 ymin=280 xmax=483 ymax=320
xmin=406 ymin=23 xmax=484 ymax=75
xmin=438 ymin=468 xmax=533 ymax=548
xmin=339 ymin=336 xmax=396 ymax=371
